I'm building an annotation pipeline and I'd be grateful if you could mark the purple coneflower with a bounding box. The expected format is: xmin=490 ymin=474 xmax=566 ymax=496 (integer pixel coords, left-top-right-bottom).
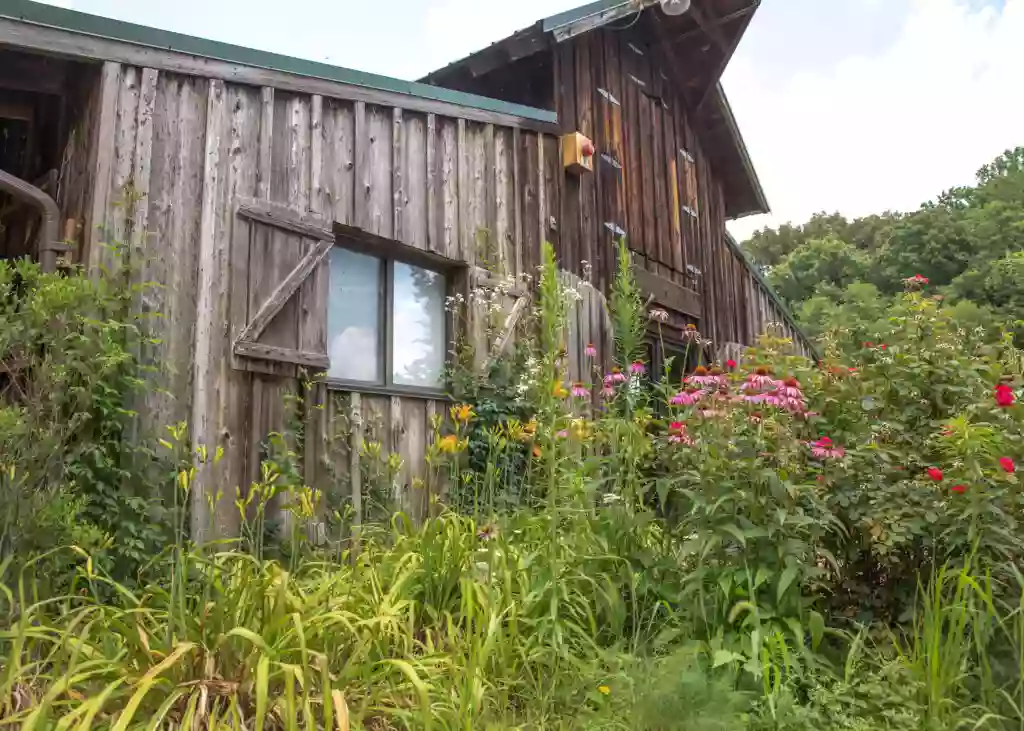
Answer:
xmin=585 ymin=343 xmax=597 ymax=358
xmin=686 ymin=365 xmax=726 ymax=388
xmin=649 ymin=308 xmax=669 ymax=323
xmin=742 ymin=367 xmax=776 ymax=392
xmin=571 ymin=383 xmax=590 ymax=399
xmin=670 ymin=388 xmax=703 ymax=406
xmin=630 ymin=361 xmax=647 ymax=375
xmin=605 ymin=368 xmax=628 ymax=385
xmin=600 ymin=385 xmax=615 ymax=399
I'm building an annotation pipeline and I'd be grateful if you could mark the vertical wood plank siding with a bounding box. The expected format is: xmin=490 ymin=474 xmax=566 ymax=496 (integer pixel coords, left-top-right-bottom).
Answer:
xmin=97 ymin=65 xmax=553 ymax=533
xmin=91 ymin=30 xmax=810 ymax=534
xmin=553 ymin=29 xmax=811 ymax=359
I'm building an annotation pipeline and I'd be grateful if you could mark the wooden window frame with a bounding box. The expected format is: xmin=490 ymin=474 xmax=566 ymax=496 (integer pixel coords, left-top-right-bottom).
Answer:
xmin=324 ymin=225 xmax=460 ymax=400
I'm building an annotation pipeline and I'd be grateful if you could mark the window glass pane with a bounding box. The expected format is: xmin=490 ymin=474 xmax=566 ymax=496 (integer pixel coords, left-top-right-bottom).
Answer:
xmin=327 ymin=248 xmax=382 ymax=382
xmin=392 ymin=262 xmax=446 ymax=389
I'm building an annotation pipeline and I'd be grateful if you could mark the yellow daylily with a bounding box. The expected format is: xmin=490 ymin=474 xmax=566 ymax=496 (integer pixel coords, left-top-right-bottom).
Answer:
xmin=451 ymin=403 xmax=475 ymax=423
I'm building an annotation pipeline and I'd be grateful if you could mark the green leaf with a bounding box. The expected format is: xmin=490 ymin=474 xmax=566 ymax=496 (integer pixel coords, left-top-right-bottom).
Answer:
xmin=777 ymin=566 xmax=799 ymax=604
xmin=712 ymin=649 xmax=743 ymax=668
xmin=721 ymin=523 xmax=747 ymax=548
xmin=808 ymin=610 xmax=825 ymax=650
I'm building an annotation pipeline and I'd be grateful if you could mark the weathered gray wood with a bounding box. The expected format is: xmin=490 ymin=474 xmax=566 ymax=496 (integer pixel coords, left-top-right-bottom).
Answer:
xmin=457 ymin=118 xmax=469 ymax=262
xmin=392 ymin=107 xmax=404 ymax=243
xmin=348 ymin=393 xmax=363 ymax=544
xmin=634 ymin=265 xmax=704 ymax=319
xmin=257 ymin=87 xmax=274 ymax=200
xmin=190 ymin=78 xmax=227 ymax=542
xmin=141 ymin=73 xmax=208 ymax=433
xmin=237 ymin=198 xmax=334 ymax=239
xmin=258 ymin=92 xmax=309 ymax=379
xmin=390 ymin=395 xmax=405 ymax=510
xmin=366 ymin=105 xmax=393 ymax=238
xmin=494 ymin=128 xmax=512 ymax=277
xmin=86 ymin=61 xmax=120 ymax=270
xmin=483 ymin=123 xmax=497 ymax=268
xmin=353 ymin=101 xmax=367 ymax=230
xmin=216 ymin=84 xmax=261 ymax=538
xmin=130 ymin=67 xmax=158 ymax=251
xmin=310 ymin=94 xmax=324 ymax=215
xmin=403 ymin=398 xmax=427 ymax=522
xmin=0 ymin=18 xmax=560 ymax=134
xmin=512 ymin=127 xmax=523 ymax=279
xmin=487 ymin=295 xmax=530 ymax=367
xmin=236 ymin=236 xmax=333 ymax=344
xmin=234 ymin=341 xmax=330 ymax=369
xmin=403 ymin=113 xmax=428 ymax=250
xmin=110 ymin=65 xmax=139 ymax=253
xmin=440 ymin=118 xmax=460 ymax=260
xmin=467 ymin=123 xmax=486 ymax=266
xmin=536 ymin=133 xmax=547 ymax=254
xmin=322 ymin=98 xmax=355 ymax=225
xmin=426 ymin=114 xmax=439 ymax=254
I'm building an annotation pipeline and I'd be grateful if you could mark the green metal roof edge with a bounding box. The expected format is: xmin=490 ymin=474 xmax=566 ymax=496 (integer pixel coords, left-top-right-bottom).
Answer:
xmin=725 ymin=232 xmax=820 ymax=359
xmin=542 ymin=0 xmax=635 ymax=32
xmin=715 ymin=83 xmax=770 ymax=218
xmin=0 ymin=0 xmax=558 ymax=124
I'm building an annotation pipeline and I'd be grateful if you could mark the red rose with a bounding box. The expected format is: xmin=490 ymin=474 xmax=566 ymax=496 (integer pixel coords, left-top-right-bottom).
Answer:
xmin=726 ymin=359 xmax=737 ymax=370
xmin=951 ymin=484 xmax=967 ymax=495
xmin=926 ymin=467 xmax=943 ymax=481
xmin=879 ymin=344 xmax=887 ymax=350
xmin=1000 ymin=457 xmax=1015 ymax=474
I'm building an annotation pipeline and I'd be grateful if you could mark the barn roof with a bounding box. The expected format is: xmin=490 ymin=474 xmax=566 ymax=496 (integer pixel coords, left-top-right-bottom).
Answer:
xmin=421 ymin=0 xmax=769 ymax=220
xmin=0 ymin=0 xmax=557 ymax=127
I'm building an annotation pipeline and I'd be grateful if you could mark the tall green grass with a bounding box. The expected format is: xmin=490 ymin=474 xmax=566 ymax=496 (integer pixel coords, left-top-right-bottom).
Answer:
xmin=0 ymin=506 xmax=743 ymax=730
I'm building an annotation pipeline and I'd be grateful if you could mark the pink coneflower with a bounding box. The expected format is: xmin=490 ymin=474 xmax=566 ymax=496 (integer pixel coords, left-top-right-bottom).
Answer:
xmin=681 ymin=323 xmax=700 ymax=341
xmin=630 ymin=361 xmax=647 ymax=375
xmin=605 ymin=368 xmax=627 ymax=385
xmin=748 ymin=411 xmax=763 ymax=425
xmin=742 ymin=367 xmax=776 ymax=392
xmin=773 ymin=377 xmax=807 ymax=414
xmin=698 ymin=409 xmax=725 ymax=419
xmin=649 ymin=308 xmax=669 ymax=323
xmin=600 ymin=385 xmax=615 ymax=398
xmin=809 ymin=436 xmax=845 ymax=459
xmin=585 ymin=343 xmax=597 ymax=358
xmin=571 ymin=382 xmax=590 ymax=399
xmin=670 ymin=387 xmax=703 ymax=406
xmin=685 ymin=365 xmax=719 ymax=387
xmin=668 ymin=421 xmax=693 ymax=445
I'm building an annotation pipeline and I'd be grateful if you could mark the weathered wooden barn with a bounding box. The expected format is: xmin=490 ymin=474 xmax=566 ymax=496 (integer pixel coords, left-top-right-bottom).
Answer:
xmin=0 ymin=0 xmax=811 ymax=536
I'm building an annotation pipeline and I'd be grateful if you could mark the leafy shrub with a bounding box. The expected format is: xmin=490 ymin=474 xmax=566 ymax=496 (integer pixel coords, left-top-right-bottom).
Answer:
xmin=0 ymin=256 xmax=171 ymax=585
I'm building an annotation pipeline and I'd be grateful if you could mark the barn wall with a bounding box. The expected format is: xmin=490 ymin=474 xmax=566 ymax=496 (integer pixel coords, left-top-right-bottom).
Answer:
xmin=90 ymin=62 xmax=569 ymax=537
xmin=551 ymin=29 xmax=812 ymax=359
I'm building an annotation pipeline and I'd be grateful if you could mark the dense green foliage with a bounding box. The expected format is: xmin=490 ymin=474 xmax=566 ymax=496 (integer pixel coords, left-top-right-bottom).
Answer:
xmin=742 ymin=148 xmax=1024 ymax=346
xmin=0 ymin=256 xmax=175 ymax=587
xmin=2 ymin=230 xmax=1024 ymax=729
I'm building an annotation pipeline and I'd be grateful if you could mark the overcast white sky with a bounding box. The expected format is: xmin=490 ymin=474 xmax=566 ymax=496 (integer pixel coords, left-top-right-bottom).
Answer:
xmin=38 ymin=0 xmax=1024 ymax=241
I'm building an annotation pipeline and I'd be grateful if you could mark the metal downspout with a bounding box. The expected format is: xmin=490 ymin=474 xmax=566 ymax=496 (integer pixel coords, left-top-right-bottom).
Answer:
xmin=0 ymin=168 xmax=67 ymax=272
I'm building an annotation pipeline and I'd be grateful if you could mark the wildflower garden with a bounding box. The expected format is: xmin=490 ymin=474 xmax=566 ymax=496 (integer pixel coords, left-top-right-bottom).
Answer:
xmin=2 ymin=229 xmax=1024 ymax=730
